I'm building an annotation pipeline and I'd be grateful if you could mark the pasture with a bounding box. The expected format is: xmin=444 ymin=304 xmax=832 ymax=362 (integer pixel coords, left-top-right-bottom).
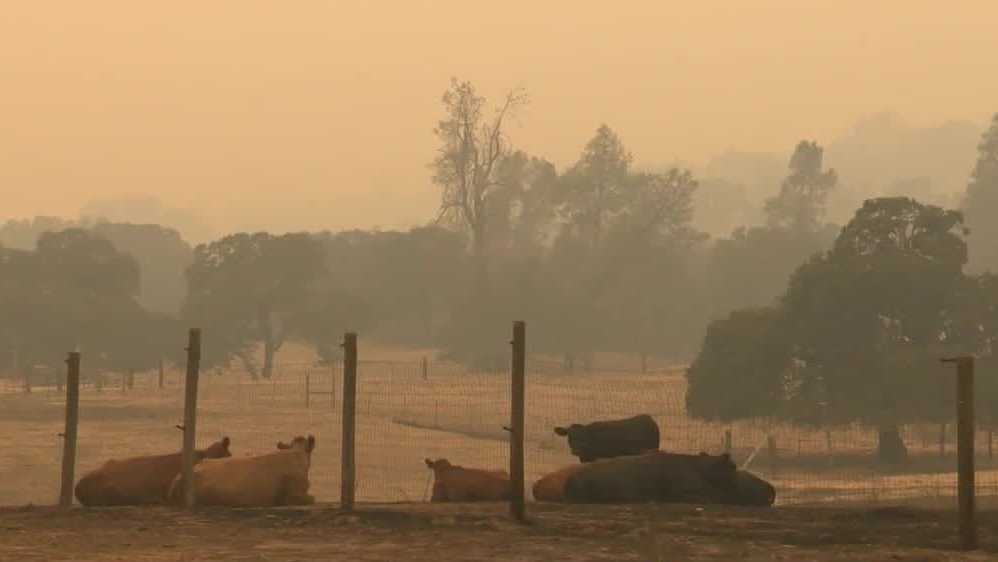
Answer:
xmin=3 ymin=502 xmax=998 ymax=561
xmin=3 ymin=343 xmax=998 ymax=508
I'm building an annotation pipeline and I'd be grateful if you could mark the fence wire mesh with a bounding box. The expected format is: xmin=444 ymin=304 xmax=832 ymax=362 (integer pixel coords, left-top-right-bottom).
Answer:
xmin=2 ymin=355 xmax=996 ymax=507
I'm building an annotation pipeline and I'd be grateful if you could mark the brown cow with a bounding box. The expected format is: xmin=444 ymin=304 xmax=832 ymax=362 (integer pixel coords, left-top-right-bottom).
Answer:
xmin=531 ymin=464 xmax=585 ymax=502
xmin=74 ymin=437 xmax=231 ymax=507
xmin=168 ymin=435 xmax=316 ymax=507
xmin=425 ymin=458 xmax=511 ymax=502
xmin=564 ymin=451 xmax=739 ymax=504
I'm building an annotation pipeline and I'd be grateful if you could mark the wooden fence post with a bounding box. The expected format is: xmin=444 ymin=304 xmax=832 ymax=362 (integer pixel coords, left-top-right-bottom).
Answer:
xmin=421 ymin=356 xmax=428 ymax=380
xmin=341 ymin=332 xmax=358 ymax=511
xmin=127 ymin=369 xmax=135 ymax=390
xmin=331 ymin=361 xmax=337 ymax=411
xmin=180 ymin=329 xmax=202 ymax=509
xmin=723 ymin=430 xmax=732 ymax=455
xmin=59 ymin=352 xmax=81 ymax=508
xmin=121 ymin=372 xmax=127 ymax=393
xmin=825 ymin=429 xmax=834 ymax=467
xmin=989 ymin=429 xmax=993 ymax=460
xmin=158 ymin=358 xmax=165 ymax=389
xmin=305 ymin=370 xmax=311 ymax=409
xmin=767 ymin=435 xmax=778 ymax=476
xmin=942 ymin=356 xmax=977 ymax=551
xmin=940 ymin=422 xmax=947 ymax=458
xmin=510 ymin=320 xmax=527 ymax=523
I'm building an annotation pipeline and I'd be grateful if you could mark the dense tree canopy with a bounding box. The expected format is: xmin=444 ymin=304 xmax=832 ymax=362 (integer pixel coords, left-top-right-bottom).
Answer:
xmin=183 ymin=232 xmax=326 ymax=378
xmin=689 ymin=196 xmax=982 ymax=463
xmin=91 ymin=221 xmax=192 ymax=315
xmin=0 ymin=229 xmax=175 ymax=376
xmin=963 ymin=113 xmax=998 ymax=273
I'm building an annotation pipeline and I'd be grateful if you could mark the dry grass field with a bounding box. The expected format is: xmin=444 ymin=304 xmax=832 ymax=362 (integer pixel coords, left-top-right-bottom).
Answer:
xmin=4 ymin=502 xmax=998 ymax=561
xmin=2 ymin=341 xmax=998 ymax=508
xmin=6 ymin=342 xmax=998 ymax=560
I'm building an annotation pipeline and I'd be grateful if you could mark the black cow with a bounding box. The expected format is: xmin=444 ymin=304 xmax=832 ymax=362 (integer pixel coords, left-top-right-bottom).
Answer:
xmin=563 ymin=451 xmax=738 ymax=504
xmin=554 ymin=414 xmax=660 ymax=462
xmin=725 ymin=470 xmax=776 ymax=506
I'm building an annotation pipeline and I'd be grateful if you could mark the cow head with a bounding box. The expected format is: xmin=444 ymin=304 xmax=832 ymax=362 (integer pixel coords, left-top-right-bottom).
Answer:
xmin=553 ymin=424 xmax=592 ymax=459
xmin=201 ymin=436 xmax=232 ymax=459
xmin=277 ymin=435 xmax=316 ymax=455
xmin=424 ymin=458 xmax=452 ymax=473
xmin=696 ymin=452 xmax=737 ymax=491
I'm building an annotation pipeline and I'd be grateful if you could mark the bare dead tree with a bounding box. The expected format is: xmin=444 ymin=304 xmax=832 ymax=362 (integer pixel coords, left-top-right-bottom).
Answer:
xmin=431 ymin=79 xmax=528 ymax=292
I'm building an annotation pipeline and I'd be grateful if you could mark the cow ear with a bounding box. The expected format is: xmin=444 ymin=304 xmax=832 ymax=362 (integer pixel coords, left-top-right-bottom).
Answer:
xmin=424 ymin=458 xmax=433 ymax=468
xmin=221 ymin=436 xmax=231 ymax=450
xmin=554 ymin=427 xmax=568 ymax=436
xmin=307 ymin=435 xmax=316 ymax=453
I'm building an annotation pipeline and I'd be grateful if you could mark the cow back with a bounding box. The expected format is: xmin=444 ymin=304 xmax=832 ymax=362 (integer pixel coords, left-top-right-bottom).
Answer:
xmin=173 ymin=450 xmax=311 ymax=507
xmin=570 ymin=415 xmax=660 ymax=462
xmin=75 ymin=452 xmax=184 ymax=506
xmin=431 ymin=466 xmax=511 ymax=502
xmin=564 ymin=451 xmax=736 ymax=504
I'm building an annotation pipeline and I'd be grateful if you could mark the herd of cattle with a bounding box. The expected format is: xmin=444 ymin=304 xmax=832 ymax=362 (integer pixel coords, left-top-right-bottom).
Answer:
xmin=73 ymin=414 xmax=775 ymax=508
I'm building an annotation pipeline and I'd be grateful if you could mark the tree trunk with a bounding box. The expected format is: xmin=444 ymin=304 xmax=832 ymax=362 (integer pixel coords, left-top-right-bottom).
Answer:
xmin=471 ymin=228 xmax=490 ymax=299
xmin=876 ymin=423 xmax=908 ymax=466
xmin=262 ymin=337 xmax=275 ymax=380
xmin=258 ymin=304 xmax=276 ymax=380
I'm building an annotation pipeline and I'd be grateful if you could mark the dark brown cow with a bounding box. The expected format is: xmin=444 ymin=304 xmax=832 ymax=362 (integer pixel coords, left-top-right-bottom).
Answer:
xmin=563 ymin=451 xmax=738 ymax=504
xmin=74 ymin=437 xmax=231 ymax=506
xmin=425 ymin=458 xmax=511 ymax=502
xmin=727 ymin=470 xmax=776 ymax=506
xmin=553 ymin=414 xmax=660 ymax=463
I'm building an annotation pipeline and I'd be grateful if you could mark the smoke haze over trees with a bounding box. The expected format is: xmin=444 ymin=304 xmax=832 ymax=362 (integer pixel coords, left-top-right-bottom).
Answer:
xmin=2 ymin=73 xmax=997 ymax=465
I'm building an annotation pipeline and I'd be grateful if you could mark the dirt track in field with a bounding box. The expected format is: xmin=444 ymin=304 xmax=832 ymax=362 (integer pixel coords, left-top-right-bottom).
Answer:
xmin=2 ymin=502 xmax=998 ymax=561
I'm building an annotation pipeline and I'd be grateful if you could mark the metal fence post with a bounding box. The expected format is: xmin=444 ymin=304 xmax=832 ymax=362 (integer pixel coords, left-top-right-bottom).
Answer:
xmin=341 ymin=333 xmax=358 ymax=511
xmin=942 ymin=356 xmax=977 ymax=551
xmin=181 ymin=329 xmax=202 ymax=509
xmin=58 ymin=352 xmax=81 ymax=508
xmin=510 ymin=321 xmax=527 ymax=522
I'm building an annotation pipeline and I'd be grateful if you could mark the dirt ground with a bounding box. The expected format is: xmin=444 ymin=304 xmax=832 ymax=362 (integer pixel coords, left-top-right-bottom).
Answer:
xmin=2 ymin=502 xmax=997 ymax=562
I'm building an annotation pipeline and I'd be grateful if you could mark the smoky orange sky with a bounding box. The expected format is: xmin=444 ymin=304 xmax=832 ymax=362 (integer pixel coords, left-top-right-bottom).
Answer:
xmin=3 ymin=2 xmax=996 ymax=238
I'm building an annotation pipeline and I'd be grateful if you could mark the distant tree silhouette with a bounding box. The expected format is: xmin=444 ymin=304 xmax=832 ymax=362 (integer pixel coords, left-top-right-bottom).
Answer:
xmin=764 ymin=140 xmax=838 ymax=233
xmin=183 ymin=232 xmax=325 ymax=379
xmin=689 ymin=197 xmax=975 ymax=465
xmin=963 ymin=113 xmax=998 ymax=272
xmin=0 ymin=229 xmax=173 ymax=378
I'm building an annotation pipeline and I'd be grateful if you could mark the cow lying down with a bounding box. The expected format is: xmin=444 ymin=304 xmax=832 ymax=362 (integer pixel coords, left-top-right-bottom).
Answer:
xmin=74 ymin=437 xmax=231 ymax=507
xmin=555 ymin=451 xmax=775 ymax=506
xmin=425 ymin=458 xmax=511 ymax=502
xmin=531 ymin=463 xmax=585 ymax=502
xmin=168 ymin=435 xmax=316 ymax=507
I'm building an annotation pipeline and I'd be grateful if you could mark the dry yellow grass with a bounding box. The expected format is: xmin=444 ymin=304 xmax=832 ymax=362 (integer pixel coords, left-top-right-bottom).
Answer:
xmin=2 ymin=341 xmax=997 ymax=507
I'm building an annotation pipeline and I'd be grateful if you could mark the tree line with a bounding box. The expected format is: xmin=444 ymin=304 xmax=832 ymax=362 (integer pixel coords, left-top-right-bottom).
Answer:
xmin=2 ymin=82 xmax=997 ymax=461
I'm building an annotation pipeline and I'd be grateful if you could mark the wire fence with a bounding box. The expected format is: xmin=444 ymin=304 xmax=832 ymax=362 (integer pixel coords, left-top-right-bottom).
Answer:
xmin=1 ymin=356 xmax=995 ymax=507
